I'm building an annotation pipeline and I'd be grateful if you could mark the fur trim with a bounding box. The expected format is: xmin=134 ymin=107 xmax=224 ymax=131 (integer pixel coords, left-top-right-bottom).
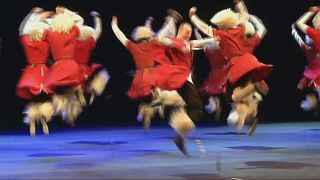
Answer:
xmin=210 ymin=9 xmax=240 ymax=30
xmin=232 ymin=81 xmax=255 ymax=102
xmin=38 ymin=101 xmax=54 ymax=123
xmin=89 ymin=69 xmax=110 ymax=96
xmin=62 ymin=94 xmax=83 ymax=126
xmin=169 ymin=108 xmax=195 ymax=137
xmin=138 ymin=103 xmax=156 ymax=132
xmin=23 ymin=103 xmax=41 ymax=124
xmin=161 ymin=90 xmax=185 ymax=106
xmin=52 ymin=94 xmax=69 ymax=115
xmin=131 ymin=26 xmax=154 ymax=42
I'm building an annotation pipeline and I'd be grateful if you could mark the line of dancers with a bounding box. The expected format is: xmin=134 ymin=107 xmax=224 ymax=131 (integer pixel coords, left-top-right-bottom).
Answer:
xmin=15 ymin=1 xmax=320 ymax=155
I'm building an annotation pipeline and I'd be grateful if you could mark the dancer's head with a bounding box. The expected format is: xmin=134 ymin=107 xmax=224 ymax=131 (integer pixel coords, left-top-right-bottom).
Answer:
xmin=210 ymin=8 xmax=240 ymax=30
xmin=131 ymin=26 xmax=154 ymax=42
xmin=52 ymin=13 xmax=74 ymax=33
xmin=79 ymin=25 xmax=95 ymax=41
xmin=28 ymin=21 xmax=49 ymax=41
xmin=177 ymin=22 xmax=192 ymax=40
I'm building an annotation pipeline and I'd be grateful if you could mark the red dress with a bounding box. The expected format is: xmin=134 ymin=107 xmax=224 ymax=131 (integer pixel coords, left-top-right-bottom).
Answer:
xmin=43 ymin=26 xmax=81 ymax=94
xmin=297 ymin=44 xmax=320 ymax=89
xmin=74 ymin=37 xmax=103 ymax=88
xmin=306 ymin=27 xmax=320 ymax=53
xmin=126 ymin=40 xmax=188 ymax=100
xmin=16 ymin=35 xmax=50 ymax=99
xmin=213 ymin=25 xmax=273 ymax=85
xmin=199 ymin=47 xmax=229 ymax=96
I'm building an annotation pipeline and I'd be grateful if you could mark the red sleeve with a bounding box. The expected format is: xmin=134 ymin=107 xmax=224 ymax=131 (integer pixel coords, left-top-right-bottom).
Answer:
xmin=306 ymin=27 xmax=317 ymax=41
xmin=20 ymin=35 xmax=30 ymax=45
xmin=88 ymin=37 xmax=96 ymax=49
xmin=126 ymin=40 xmax=137 ymax=53
xmin=251 ymin=35 xmax=261 ymax=47
xmin=42 ymin=29 xmax=48 ymax=41
xmin=71 ymin=26 xmax=80 ymax=38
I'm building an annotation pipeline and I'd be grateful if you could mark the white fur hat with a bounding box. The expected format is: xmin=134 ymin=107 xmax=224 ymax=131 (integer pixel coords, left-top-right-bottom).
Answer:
xmin=210 ymin=8 xmax=240 ymax=30
xmin=131 ymin=26 xmax=154 ymax=42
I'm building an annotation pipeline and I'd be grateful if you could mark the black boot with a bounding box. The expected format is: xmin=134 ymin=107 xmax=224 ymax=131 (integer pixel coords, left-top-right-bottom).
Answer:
xmin=173 ymin=135 xmax=189 ymax=156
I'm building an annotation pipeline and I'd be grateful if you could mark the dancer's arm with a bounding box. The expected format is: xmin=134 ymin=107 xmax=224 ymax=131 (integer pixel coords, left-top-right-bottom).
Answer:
xmin=191 ymin=37 xmax=220 ymax=50
xmin=63 ymin=8 xmax=84 ymax=27
xmin=19 ymin=8 xmax=43 ymax=36
xmin=90 ymin=11 xmax=102 ymax=42
xmin=296 ymin=7 xmax=318 ymax=33
xmin=189 ymin=7 xmax=214 ymax=37
xmin=291 ymin=24 xmax=305 ymax=47
xmin=234 ymin=0 xmax=249 ymax=23
xmin=249 ymin=15 xmax=267 ymax=40
xmin=111 ymin=16 xmax=129 ymax=47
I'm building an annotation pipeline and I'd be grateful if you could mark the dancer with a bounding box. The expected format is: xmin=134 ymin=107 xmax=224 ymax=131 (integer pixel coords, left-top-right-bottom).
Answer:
xmin=292 ymin=24 xmax=320 ymax=113
xmin=16 ymin=7 xmax=54 ymax=136
xmin=43 ymin=6 xmax=86 ymax=121
xmin=189 ymin=4 xmax=273 ymax=134
xmin=62 ymin=11 xmax=110 ymax=125
xmin=296 ymin=7 xmax=320 ymax=52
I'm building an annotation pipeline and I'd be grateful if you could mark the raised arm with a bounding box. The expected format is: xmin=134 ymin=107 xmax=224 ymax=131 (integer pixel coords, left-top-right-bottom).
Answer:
xmin=296 ymin=7 xmax=319 ymax=33
xmin=191 ymin=37 xmax=220 ymax=50
xmin=189 ymin=7 xmax=214 ymax=37
xmin=90 ymin=11 xmax=102 ymax=41
xmin=62 ymin=8 xmax=84 ymax=27
xmin=291 ymin=24 xmax=305 ymax=47
xmin=111 ymin=16 xmax=129 ymax=47
xmin=19 ymin=7 xmax=43 ymax=36
xmin=194 ymin=28 xmax=202 ymax=40
xmin=249 ymin=15 xmax=267 ymax=39
xmin=234 ymin=0 xmax=249 ymax=23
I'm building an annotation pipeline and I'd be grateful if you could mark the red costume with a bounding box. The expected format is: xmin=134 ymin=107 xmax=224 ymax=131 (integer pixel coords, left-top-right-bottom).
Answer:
xmin=43 ymin=26 xmax=81 ymax=94
xmin=213 ymin=25 xmax=272 ymax=85
xmin=297 ymin=44 xmax=320 ymax=89
xmin=306 ymin=27 xmax=320 ymax=53
xmin=74 ymin=37 xmax=103 ymax=88
xmin=126 ymin=40 xmax=188 ymax=100
xmin=16 ymin=35 xmax=50 ymax=99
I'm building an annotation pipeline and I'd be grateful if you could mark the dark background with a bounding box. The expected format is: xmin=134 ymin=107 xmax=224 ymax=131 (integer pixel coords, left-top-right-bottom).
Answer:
xmin=0 ymin=0 xmax=319 ymax=131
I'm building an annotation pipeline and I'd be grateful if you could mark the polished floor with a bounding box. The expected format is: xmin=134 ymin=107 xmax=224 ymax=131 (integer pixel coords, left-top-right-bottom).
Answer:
xmin=0 ymin=122 xmax=319 ymax=179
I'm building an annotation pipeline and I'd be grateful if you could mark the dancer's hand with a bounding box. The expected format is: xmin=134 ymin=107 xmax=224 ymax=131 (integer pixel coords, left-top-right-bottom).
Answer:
xmin=90 ymin=11 xmax=100 ymax=17
xmin=40 ymin=11 xmax=55 ymax=21
xmin=147 ymin=16 xmax=153 ymax=23
xmin=308 ymin=6 xmax=320 ymax=13
xmin=32 ymin=7 xmax=44 ymax=14
xmin=56 ymin=6 xmax=66 ymax=14
xmin=111 ymin=16 xmax=118 ymax=25
xmin=189 ymin=7 xmax=197 ymax=17
xmin=233 ymin=0 xmax=241 ymax=4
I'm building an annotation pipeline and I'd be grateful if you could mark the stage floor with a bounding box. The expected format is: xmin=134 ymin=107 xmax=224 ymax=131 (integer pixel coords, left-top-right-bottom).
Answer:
xmin=0 ymin=122 xmax=319 ymax=179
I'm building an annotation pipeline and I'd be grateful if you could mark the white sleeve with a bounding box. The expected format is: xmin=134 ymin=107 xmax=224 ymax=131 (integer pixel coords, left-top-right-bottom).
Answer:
xmin=191 ymin=37 xmax=220 ymax=50
xmin=111 ymin=23 xmax=128 ymax=47
xmin=291 ymin=24 xmax=305 ymax=47
xmin=190 ymin=15 xmax=213 ymax=37
xmin=249 ymin=15 xmax=267 ymax=39
xmin=19 ymin=13 xmax=40 ymax=35
xmin=92 ymin=16 xmax=102 ymax=41
xmin=296 ymin=11 xmax=315 ymax=34
xmin=64 ymin=9 xmax=84 ymax=27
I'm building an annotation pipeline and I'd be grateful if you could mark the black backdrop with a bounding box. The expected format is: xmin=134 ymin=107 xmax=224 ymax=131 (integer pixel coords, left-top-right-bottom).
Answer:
xmin=0 ymin=0 xmax=319 ymax=131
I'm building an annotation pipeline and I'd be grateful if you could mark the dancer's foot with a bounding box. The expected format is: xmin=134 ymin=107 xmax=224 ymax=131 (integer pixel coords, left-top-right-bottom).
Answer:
xmin=40 ymin=119 xmax=49 ymax=135
xmin=247 ymin=118 xmax=258 ymax=136
xmin=173 ymin=135 xmax=188 ymax=156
